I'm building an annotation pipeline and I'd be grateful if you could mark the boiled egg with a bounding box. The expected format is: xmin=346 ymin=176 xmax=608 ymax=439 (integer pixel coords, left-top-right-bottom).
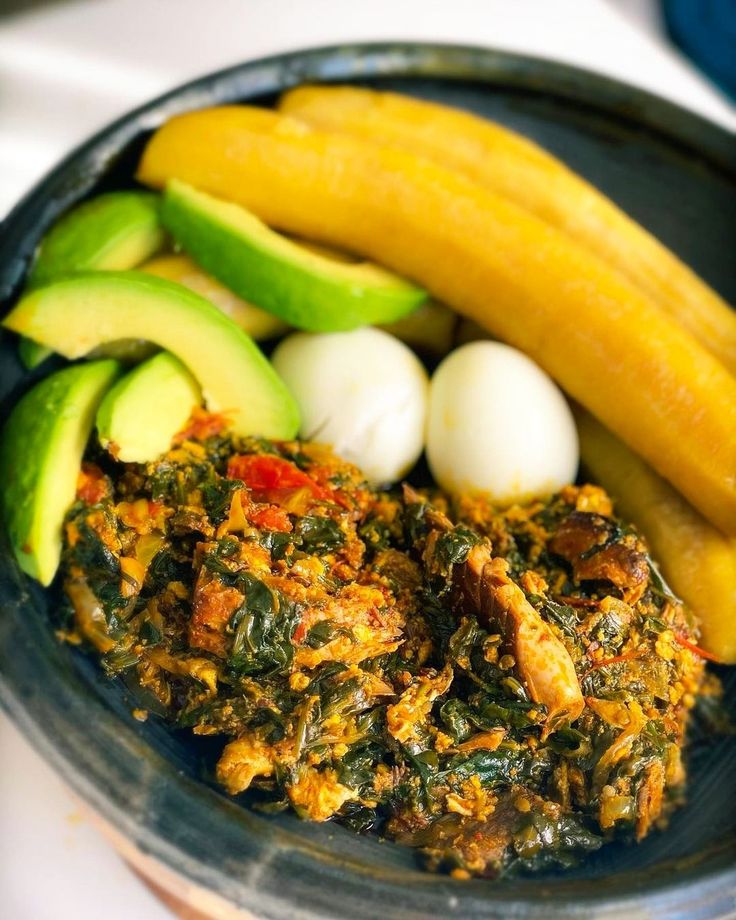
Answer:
xmin=427 ymin=341 xmax=578 ymax=502
xmin=271 ymin=327 xmax=429 ymax=485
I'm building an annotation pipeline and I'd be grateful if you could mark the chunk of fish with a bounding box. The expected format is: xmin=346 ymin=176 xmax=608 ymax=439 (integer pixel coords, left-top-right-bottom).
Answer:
xmin=412 ymin=493 xmax=584 ymax=737
xmin=458 ymin=544 xmax=585 ymax=737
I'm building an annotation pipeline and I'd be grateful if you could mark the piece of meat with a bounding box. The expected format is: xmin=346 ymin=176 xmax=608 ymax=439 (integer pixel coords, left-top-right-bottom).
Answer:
xmin=458 ymin=546 xmax=585 ymax=737
xmin=189 ymin=569 xmax=243 ymax=657
xmin=548 ymin=511 xmax=613 ymax=560
xmin=410 ymin=494 xmax=585 ymax=737
xmin=549 ymin=511 xmax=649 ymax=603
xmin=574 ymin=543 xmax=649 ymax=603
xmin=396 ymin=793 xmax=522 ymax=878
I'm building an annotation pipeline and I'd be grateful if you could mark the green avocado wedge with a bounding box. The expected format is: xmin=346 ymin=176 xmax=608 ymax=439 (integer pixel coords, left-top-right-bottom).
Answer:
xmin=22 ymin=191 xmax=167 ymax=369
xmin=0 ymin=360 xmax=121 ymax=585
xmin=18 ymin=336 xmax=54 ymax=370
xmin=97 ymin=351 xmax=202 ymax=463
xmin=160 ymin=179 xmax=427 ymax=332
xmin=3 ymin=271 xmax=299 ymax=440
xmin=28 ymin=191 xmax=165 ymax=288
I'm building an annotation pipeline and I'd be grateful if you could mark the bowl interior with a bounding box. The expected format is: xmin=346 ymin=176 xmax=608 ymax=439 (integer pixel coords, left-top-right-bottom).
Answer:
xmin=1 ymin=43 xmax=735 ymax=920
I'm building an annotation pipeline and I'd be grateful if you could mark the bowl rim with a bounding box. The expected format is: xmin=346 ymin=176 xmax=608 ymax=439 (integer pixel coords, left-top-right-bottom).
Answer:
xmin=1 ymin=40 xmax=735 ymax=920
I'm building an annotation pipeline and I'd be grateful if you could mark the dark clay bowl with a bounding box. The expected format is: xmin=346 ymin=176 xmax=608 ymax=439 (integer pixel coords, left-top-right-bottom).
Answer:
xmin=1 ymin=43 xmax=736 ymax=920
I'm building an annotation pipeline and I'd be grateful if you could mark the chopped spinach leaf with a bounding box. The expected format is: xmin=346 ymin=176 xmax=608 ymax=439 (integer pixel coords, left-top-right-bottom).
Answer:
xmin=295 ymin=515 xmax=344 ymax=554
xmin=229 ymin=575 xmax=300 ymax=676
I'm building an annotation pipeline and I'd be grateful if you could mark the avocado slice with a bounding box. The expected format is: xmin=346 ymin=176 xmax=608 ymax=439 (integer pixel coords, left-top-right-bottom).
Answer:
xmin=160 ymin=180 xmax=427 ymax=332
xmin=18 ymin=336 xmax=54 ymax=370
xmin=0 ymin=360 xmax=121 ymax=584
xmin=21 ymin=191 xmax=167 ymax=369
xmin=28 ymin=191 xmax=165 ymax=288
xmin=3 ymin=271 xmax=299 ymax=440
xmin=97 ymin=351 xmax=201 ymax=462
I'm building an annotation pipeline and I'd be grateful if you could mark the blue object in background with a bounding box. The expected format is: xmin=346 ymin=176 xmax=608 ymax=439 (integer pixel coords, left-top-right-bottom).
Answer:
xmin=663 ymin=0 xmax=736 ymax=99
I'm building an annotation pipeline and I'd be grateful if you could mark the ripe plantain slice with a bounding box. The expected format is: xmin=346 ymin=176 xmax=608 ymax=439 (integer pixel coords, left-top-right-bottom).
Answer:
xmin=280 ymin=85 xmax=736 ymax=373
xmin=136 ymin=105 xmax=736 ymax=536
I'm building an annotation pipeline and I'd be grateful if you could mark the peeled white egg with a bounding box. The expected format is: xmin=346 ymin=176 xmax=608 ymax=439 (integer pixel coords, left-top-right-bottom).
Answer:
xmin=427 ymin=341 xmax=579 ymax=502
xmin=271 ymin=328 xmax=429 ymax=485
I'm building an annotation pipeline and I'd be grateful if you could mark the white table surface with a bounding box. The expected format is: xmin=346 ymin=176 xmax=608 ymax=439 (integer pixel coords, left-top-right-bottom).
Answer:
xmin=1 ymin=2 xmax=734 ymax=918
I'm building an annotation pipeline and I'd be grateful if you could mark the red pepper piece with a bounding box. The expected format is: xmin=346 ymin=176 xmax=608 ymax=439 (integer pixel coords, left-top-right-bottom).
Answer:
xmin=227 ymin=455 xmax=332 ymax=503
xmin=76 ymin=463 xmax=109 ymax=504
xmin=674 ymin=633 xmax=721 ymax=662
xmin=250 ymin=505 xmax=293 ymax=533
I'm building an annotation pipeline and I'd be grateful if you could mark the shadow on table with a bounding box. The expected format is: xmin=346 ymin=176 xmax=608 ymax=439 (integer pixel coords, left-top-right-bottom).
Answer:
xmin=1 ymin=0 xmax=76 ymax=18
